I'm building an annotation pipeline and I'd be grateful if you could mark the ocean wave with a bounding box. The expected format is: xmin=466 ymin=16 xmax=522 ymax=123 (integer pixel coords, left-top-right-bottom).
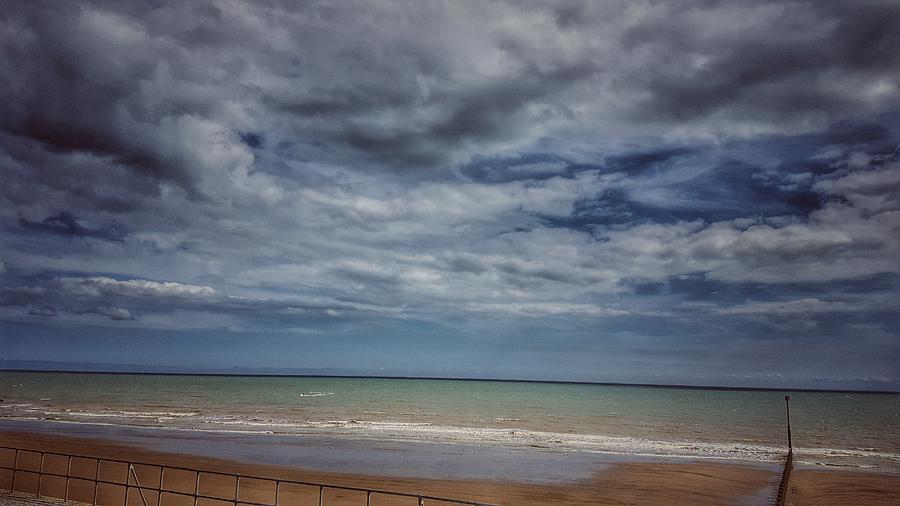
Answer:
xmin=795 ymin=447 xmax=900 ymax=463
xmin=121 ymin=410 xmax=199 ymax=417
xmin=298 ymin=392 xmax=334 ymax=397
xmin=23 ymin=408 xmax=199 ymax=420
xmin=0 ymin=411 xmax=786 ymax=463
xmin=2 ymin=408 xmax=898 ymax=471
xmin=794 ymin=460 xmax=881 ymax=469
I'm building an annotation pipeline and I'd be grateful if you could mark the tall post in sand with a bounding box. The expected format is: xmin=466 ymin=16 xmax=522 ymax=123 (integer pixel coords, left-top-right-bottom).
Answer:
xmin=784 ymin=395 xmax=792 ymax=451
xmin=776 ymin=395 xmax=795 ymax=506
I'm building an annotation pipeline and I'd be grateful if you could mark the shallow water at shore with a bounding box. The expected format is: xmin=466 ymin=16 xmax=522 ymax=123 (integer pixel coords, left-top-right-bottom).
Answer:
xmin=0 ymin=425 xmax=792 ymax=506
xmin=0 ymin=419 xmax=619 ymax=483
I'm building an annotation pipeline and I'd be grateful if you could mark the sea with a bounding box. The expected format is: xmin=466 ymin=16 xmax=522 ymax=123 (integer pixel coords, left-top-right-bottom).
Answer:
xmin=0 ymin=371 xmax=898 ymax=474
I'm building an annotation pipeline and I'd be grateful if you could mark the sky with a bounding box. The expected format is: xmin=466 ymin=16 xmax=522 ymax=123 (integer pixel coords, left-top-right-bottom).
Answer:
xmin=1 ymin=0 xmax=899 ymax=389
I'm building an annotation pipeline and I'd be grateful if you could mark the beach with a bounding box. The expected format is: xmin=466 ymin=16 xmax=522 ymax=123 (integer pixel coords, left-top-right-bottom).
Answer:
xmin=1 ymin=428 xmax=899 ymax=505
xmin=1 ymin=429 xmax=782 ymax=505
xmin=784 ymin=469 xmax=900 ymax=505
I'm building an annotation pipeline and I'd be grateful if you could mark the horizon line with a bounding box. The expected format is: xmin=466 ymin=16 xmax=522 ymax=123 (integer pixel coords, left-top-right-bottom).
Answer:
xmin=2 ymin=367 xmax=897 ymax=395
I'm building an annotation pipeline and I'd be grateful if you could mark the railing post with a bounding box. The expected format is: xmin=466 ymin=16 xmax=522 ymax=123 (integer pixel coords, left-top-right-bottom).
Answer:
xmin=157 ymin=466 xmax=164 ymax=506
xmin=65 ymin=455 xmax=72 ymax=501
xmin=93 ymin=458 xmax=100 ymax=506
xmin=234 ymin=475 xmax=241 ymax=506
xmin=12 ymin=449 xmax=18 ymax=494
xmin=274 ymin=480 xmax=280 ymax=506
xmin=129 ymin=464 xmax=149 ymax=506
xmin=366 ymin=490 xmax=371 ymax=506
xmin=37 ymin=451 xmax=44 ymax=498
xmin=193 ymin=470 xmax=200 ymax=506
xmin=318 ymin=485 xmax=324 ymax=506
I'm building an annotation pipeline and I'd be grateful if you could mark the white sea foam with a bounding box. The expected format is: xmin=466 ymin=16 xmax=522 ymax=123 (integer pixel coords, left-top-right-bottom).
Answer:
xmin=25 ymin=408 xmax=199 ymax=420
xmin=0 ymin=410 xmax=783 ymax=463
xmin=120 ymin=410 xmax=199 ymax=417
xmin=298 ymin=392 xmax=334 ymax=397
xmin=2 ymin=403 xmax=898 ymax=471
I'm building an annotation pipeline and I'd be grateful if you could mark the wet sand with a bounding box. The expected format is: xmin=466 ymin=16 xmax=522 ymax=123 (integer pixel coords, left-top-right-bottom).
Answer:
xmin=785 ymin=467 xmax=900 ymax=506
xmin=0 ymin=430 xmax=779 ymax=505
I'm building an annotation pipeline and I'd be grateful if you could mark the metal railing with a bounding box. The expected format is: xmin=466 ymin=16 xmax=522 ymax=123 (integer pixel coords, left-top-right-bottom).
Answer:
xmin=0 ymin=445 xmax=495 ymax=506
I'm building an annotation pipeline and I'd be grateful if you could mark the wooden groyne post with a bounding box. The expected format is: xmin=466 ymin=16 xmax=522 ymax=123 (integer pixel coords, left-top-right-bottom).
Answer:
xmin=785 ymin=395 xmax=792 ymax=451
xmin=775 ymin=395 xmax=793 ymax=506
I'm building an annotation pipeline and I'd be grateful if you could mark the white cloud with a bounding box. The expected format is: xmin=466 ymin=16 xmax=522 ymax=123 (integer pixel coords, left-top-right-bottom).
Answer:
xmin=93 ymin=306 xmax=135 ymax=321
xmin=463 ymin=302 xmax=629 ymax=317
xmin=814 ymin=163 xmax=900 ymax=212
xmin=58 ymin=276 xmax=217 ymax=298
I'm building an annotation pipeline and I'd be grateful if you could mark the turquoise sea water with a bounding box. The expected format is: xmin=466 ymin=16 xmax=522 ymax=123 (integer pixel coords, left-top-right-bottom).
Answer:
xmin=0 ymin=372 xmax=898 ymax=471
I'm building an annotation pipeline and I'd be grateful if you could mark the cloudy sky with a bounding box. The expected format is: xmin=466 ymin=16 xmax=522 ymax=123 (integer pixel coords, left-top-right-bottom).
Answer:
xmin=1 ymin=0 xmax=899 ymax=388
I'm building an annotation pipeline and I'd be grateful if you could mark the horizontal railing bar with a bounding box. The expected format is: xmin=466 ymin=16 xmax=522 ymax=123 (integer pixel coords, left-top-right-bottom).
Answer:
xmin=4 ymin=476 xmax=485 ymax=506
xmin=0 ymin=444 xmax=493 ymax=505
xmin=7 ymin=470 xmax=355 ymax=506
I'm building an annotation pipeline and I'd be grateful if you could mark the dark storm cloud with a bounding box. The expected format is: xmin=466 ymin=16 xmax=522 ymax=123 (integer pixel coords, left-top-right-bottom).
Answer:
xmin=276 ymin=60 xmax=600 ymax=169
xmin=0 ymin=0 xmax=896 ymax=201
xmin=621 ymin=1 xmax=900 ymax=124
xmin=0 ymin=4 xmax=196 ymax=192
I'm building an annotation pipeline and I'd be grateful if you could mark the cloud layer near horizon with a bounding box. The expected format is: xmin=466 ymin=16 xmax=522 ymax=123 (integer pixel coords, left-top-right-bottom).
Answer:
xmin=1 ymin=0 xmax=899 ymax=387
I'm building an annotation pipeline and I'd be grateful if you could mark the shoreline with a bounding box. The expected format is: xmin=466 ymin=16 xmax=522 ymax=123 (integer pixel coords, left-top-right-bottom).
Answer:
xmin=0 ymin=428 xmax=781 ymax=505
xmin=0 ymin=419 xmax=782 ymax=485
xmin=0 ymin=415 xmax=789 ymax=464
xmin=2 ymin=415 xmax=899 ymax=474
xmin=2 ymin=422 xmax=899 ymax=504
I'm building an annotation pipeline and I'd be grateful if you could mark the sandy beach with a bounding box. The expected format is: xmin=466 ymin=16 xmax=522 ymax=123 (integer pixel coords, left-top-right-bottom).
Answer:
xmin=1 ymin=426 xmax=899 ymax=505
xmin=784 ymin=468 xmax=900 ymax=506
xmin=0 ymin=429 xmax=784 ymax=505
